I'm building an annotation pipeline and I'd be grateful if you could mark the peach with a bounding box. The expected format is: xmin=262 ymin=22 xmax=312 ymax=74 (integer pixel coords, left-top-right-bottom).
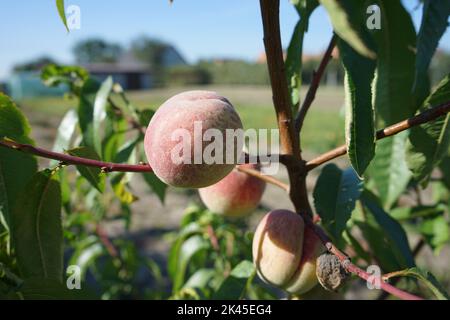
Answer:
xmin=198 ymin=163 xmax=266 ymax=218
xmin=144 ymin=91 xmax=243 ymax=188
xmin=252 ymin=210 xmax=325 ymax=295
xmin=252 ymin=210 xmax=305 ymax=287
xmin=284 ymin=225 xmax=325 ymax=294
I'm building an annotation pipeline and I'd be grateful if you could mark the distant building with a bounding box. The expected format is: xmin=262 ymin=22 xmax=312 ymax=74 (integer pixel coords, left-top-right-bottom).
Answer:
xmin=7 ymin=45 xmax=187 ymax=98
xmin=7 ymin=71 xmax=66 ymax=100
xmin=84 ymin=52 xmax=153 ymax=91
xmin=160 ymin=46 xmax=186 ymax=67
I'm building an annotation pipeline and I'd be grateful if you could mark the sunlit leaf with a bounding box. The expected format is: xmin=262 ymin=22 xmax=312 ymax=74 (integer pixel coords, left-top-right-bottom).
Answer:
xmin=338 ymin=38 xmax=376 ymax=176
xmin=407 ymin=74 xmax=450 ymax=185
xmin=373 ymin=0 xmax=417 ymax=126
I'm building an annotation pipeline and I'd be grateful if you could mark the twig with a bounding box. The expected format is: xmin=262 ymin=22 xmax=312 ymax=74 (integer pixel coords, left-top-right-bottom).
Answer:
xmin=306 ymin=100 xmax=450 ymax=171
xmin=0 ymin=138 xmax=152 ymax=173
xmin=295 ymin=35 xmax=336 ymax=134
xmin=304 ymin=217 xmax=424 ymax=300
xmin=96 ymin=225 xmax=120 ymax=259
xmin=206 ymin=225 xmax=220 ymax=251
xmin=237 ymin=166 xmax=289 ymax=191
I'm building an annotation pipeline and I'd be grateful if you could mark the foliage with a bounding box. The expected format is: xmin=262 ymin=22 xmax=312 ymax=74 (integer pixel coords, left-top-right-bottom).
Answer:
xmin=0 ymin=0 xmax=449 ymax=300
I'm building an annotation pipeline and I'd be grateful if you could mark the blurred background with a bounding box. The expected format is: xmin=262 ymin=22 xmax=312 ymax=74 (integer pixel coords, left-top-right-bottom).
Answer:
xmin=1 ymin=0 xmax=449 ymax=299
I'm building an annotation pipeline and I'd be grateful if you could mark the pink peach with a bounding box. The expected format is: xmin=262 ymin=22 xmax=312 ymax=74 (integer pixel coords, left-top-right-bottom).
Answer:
xmin=144 ymin=91 xmax=243 ymax=188
xmin=198 ymin=163 xmax=266 ymax=218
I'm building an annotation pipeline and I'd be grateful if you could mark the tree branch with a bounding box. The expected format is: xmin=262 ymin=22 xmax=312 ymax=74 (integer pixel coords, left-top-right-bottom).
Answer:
xmin=259 ymin=0 xmax=311 ymax=214
xmin=237 ymin=166 xmax=289 ymax=191
xmin=304 ymin=217 xmax=424 ymax=300
xmin=295 ymin=35 xmax=336 ymax=134
xmin=306 ymin=100 xmax=450 ymax=171
xmin=0 ymin=138 xmax=153 ymax=173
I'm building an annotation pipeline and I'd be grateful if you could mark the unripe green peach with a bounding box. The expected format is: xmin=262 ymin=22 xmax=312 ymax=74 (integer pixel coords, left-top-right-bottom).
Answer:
xmin=252 ymin=210 xmax=305 ymax=287
xmin=198 ymin=164 xmax=266 ymax=218
xmin=144 ymin=91 xmax=243 ymax=188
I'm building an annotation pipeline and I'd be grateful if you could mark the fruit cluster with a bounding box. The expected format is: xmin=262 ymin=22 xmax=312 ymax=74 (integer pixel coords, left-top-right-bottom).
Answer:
xmin=144 ymin=91 xmax=326 ymax=295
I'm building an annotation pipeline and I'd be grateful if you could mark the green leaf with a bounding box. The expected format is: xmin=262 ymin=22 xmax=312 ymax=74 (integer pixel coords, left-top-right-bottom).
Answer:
xmin=390 ymin=205 xmax=445 ymax=221
xmin=16 ymin=278 xmax=92 ymax=300
xmin=212 ymin=260 xmax=256 ymax=300
xmin=183 ymin=268 xmax=216 ymax=290
xmin=70 ymin=242 xmax=105 ymax=278
xmin=440 ymin=156 xmax=450 ymax=189
xmin=367 ymin=131 xmax=411 ymax=209
xmin=313 ymin=164 xmax=363 ymax=241
xmin=138 ymin=109 xmax=155 ymax=128
xmin=172 ymin=235 xmax=210 ymax=292
xmin=318 ymin=0 xmax=375 ymax=58
xmin=407 ymin=74 xmax=450 ymax=185
xmin=111 ymin=173 xmax=138 ymax=205
xmin=67 ymin=147 xmax=105 ymax=192
xmin=361 ymin=191 xmax=415 ymax=269
xmin=11 ymin=171 xmax=63 ymax=281
xmin=338 ymin=38 xmax=376 ymax=176
xmin=78 ymin=78 xmax=100 ymax=149
xmin=167 ymin=223 xmax=202 ymax=282
xmin=285 ymin=0 xmax=318 ymax=109
xmin=93 ymin=77 xmax=113 ymax=155
xmin=55 ymin=0 xmax=69 ymax=32
xmin=0 ymin=148 xmax=37 ymax=231
xmin=0 ymin=93 xmax=33 ymax=144
xmin=142 ymin=172 xmax=167 ymax=204
xmin=386 ymin=267 xmax=449 ymax=300
xmin=355 ymin=217 xmax=403 ymax=272
xmin=413 ymin=0 xmax=450 ymax=106
xmin=419 ymin=215 xmax=449 ymax=255
xmin=373 ymin=0 xmax=417 ymax=126
xmin=41 ymin=64 xmax=88 ymax=92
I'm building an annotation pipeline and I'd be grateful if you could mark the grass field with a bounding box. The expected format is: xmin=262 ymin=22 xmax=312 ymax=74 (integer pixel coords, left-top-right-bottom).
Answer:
xmin=18 ymin=85 xmax=345 ymax=155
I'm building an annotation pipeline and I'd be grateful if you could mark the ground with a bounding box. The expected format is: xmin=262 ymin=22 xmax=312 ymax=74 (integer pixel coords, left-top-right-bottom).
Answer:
xmin=16 ymin=85 xmax=450 ymax=299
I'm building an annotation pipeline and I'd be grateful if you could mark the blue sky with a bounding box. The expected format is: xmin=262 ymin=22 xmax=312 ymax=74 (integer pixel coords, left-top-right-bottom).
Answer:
xmin=0 ymin=0 xmax=449 ymax=80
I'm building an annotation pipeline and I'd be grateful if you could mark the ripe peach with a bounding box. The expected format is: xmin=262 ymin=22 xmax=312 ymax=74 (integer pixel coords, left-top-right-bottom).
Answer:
xmin=144 ymin=91 xmax=243 ymax=188
xmin=252 ymin=210 xmax=325 ymax=295
xmin=198 ymin=163 xmax=266 ymax=218
xmin=252 ymin=210 xmax=305 ymax=287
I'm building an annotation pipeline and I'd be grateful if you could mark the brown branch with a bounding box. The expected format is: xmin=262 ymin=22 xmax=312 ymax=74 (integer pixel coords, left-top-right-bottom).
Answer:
xmin=295 ymin=35 xmax=336 ymax=134
xmin=0 ymin=138 xmax=152 ymax=173
xmin=305 ymin=217 xmax=424 ymax=300
xmin=306 ymin=100 xmax=450 ymax=171
xmin=259 ymin=0 xmax=311 ymax=214
xmin=237 ymin=166 xmax=289 ymax=191
xmin=259 ymin=0 xmax=299 ymax=158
